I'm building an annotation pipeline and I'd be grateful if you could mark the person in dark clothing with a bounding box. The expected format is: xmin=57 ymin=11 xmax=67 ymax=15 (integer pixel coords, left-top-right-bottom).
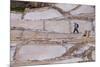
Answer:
xmin=73 ymin=23 xmax=79 ymax=34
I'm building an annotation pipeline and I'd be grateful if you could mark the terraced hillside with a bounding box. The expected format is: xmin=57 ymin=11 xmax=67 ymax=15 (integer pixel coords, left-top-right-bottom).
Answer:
xmin=10 ymin=1 xmax=95 ymax=67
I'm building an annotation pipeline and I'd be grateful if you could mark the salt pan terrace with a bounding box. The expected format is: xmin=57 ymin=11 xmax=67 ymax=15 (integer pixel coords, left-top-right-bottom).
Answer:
xmin=10 ymin=3 xmax=95 ymax=66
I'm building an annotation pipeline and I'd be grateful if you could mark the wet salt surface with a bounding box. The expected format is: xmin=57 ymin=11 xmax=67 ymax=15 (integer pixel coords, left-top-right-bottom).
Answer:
xmin=54 ymin=58 xmax=83 ymax=63
xmin=11 ymin=13 xmax=22 ymax=20
xmin=18 ymin=45 xmax=66 ymax=61
xmin=11 ymin=46 xmax=16 ymax=61
xmin=64 ymin=44 xmax=74 ymax=50
xmin=24 ymin=9 xmax=63 ymax=20
xmin=70 ymin=5 xmax=95 ymax=15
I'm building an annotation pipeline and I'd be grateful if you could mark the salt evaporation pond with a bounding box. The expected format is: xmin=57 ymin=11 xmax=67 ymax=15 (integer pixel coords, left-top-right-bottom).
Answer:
xmin=24 ymin=9 xmax=63 ymax=20
xmin=11 ymin=46 xmax=16 ymax=61
xmin=54 ymin=58 xmax=83 ymax=63
xmin=18 ymin=45 xmax=66 ymax=61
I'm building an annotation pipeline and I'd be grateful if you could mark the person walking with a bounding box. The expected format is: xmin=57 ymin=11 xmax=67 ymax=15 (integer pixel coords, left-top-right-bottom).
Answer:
xmin=73 ymin=23 xmax=79 ymax=34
